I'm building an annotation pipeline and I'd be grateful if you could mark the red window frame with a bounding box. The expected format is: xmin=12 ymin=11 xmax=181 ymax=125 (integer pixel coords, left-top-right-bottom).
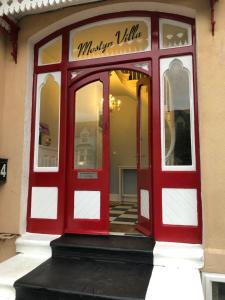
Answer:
xmin=27 ymin=11 xmax=202 ymax=243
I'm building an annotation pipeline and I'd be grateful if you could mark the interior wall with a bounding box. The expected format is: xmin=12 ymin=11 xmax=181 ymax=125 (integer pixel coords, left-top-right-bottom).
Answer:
xmin=110 ymin=95 xmax=136 ymax=195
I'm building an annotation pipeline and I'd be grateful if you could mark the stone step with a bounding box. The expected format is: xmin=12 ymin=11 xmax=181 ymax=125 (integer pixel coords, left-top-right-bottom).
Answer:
xmin=14 ymin=257 xmax=153 ymax=300
xmin=51 ymin=234 xmax=155 ymax=264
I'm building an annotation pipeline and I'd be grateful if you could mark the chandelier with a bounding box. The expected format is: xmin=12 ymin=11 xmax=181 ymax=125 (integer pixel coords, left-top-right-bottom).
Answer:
xmin=109 ymin=94 xmax=121 ymax=112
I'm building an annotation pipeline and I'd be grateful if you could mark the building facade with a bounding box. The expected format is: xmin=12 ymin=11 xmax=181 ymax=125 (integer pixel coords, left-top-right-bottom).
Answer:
xmin=0 ymin=0 xmax=224 ymax=299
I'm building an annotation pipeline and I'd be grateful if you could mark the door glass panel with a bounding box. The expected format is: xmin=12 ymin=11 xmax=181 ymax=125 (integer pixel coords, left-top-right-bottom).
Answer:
xmin=74 ymin=81 xmax=103 ymax=169
xmin=38 ymin=36 xmax=62 ymax=65
xmin=140 ymin=84 xmax=149 ymax=169
xmin=70 ymin=17 xmax=151 ymax=61
xmin=160 ymin=19 xmax=192 ymax=49
xmin=35 ymin=72 xmax=61 ymax=170
xmin=161 ymin=57 xmax=194 ymax=168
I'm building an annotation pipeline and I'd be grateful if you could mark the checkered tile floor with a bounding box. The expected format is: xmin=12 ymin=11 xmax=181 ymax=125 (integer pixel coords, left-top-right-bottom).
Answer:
xmin=110 ymin=202 xmax=137 ymax=225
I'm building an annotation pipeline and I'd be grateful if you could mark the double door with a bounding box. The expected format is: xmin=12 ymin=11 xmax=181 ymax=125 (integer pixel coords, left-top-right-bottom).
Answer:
xmin=66 ymin=66 xmax=152 ymax=236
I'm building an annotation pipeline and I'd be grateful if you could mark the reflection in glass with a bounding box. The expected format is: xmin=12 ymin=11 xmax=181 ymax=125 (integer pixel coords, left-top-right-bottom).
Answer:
xmin=37 ymin=73 xmax=60 ymax=168
xmin=74 ymin=81 xmax=103 ymax=169
xmin=140 ymin=84 xmax=149 ymax=169
xmin=38 ymin=37 xmax=62 ymax=65
xmin=212 ymin=282 xmax=225 ymax=300
xmin=164 ymin=59 xmax=192 ymax=166
xmin=160 ymin=19 xmax=191 ymax=49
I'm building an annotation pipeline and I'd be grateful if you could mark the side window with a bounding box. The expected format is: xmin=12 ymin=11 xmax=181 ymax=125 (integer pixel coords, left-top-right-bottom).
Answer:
xmin=160 ymin=56 xmax=195 ymax=170
xmin=34 ymin=72 xmax=61 ymax=171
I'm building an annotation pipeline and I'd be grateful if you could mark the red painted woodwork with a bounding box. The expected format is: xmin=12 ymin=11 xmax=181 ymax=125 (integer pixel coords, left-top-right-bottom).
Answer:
xmin=65 ymin=72 xmax=109 ymax=234
xmin=136 ymin=78 xmax=152 ymax=236
xmin=27 ymin=11 xmax=202 ymax=243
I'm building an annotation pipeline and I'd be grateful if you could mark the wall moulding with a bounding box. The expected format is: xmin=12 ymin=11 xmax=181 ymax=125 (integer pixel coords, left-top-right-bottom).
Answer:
xmin=0 ymin=0 xmax=101 ymax=17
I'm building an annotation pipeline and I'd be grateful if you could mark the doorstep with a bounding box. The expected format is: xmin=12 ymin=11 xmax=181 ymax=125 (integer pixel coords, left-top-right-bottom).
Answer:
xmin=0 ymin=233 xmax=204 ymax=300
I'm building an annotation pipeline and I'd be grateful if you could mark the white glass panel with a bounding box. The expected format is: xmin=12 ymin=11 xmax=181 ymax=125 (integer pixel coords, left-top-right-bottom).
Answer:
xmin=160 ymin=19 xmax=192 ymax=49
xmin=160 ymin=56 xmax=195 ymax=171
xmin=31 ymin=187 xmax=58 ymax=219
xmin=38 ymin=36 xmax=62 ymax=65
xmin=74 ymin=81 xmax=103 ymax=169
xmin=70 ymin=17 xmax=151 ymax=61
xmin=140 ymin=189 xmax=150 ymax=219
xmin=162 ymin=188 xmax=198 ymax=226
xmin=34 ymin=72 xmax=61 ymax=171
xmin=74 ymin=191 xmax=100 ymax=219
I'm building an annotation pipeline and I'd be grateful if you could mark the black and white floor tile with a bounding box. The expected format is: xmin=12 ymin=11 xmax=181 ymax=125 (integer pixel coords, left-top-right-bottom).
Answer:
xmin=110 ymin=202 xmax=137 ymax=225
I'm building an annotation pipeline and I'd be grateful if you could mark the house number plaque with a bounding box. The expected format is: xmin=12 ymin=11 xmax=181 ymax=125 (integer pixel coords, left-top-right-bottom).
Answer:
xmin=77 ymin=172 xmax=98 ymax=179
xmin=0 ymin=158 xmax=8 ymax=183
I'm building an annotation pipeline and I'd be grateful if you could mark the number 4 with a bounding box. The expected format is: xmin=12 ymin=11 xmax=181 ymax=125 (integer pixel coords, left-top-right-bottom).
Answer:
xmin=0 ymin=164 xmax=6 ymax=178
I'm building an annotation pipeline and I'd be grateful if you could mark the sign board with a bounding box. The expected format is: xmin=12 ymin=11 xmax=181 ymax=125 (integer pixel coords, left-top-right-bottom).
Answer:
xmin=0 ymin=159 xmax=8 ymax=183
xmin=70 ymin=17 xmax=151 ymax=61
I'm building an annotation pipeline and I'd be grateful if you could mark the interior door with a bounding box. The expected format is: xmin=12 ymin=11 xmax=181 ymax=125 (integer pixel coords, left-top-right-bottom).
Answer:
xmin=66 ymin=72 xmax=109 ymax=234
xmin=136 ymin=77 xmax=152 ymax=236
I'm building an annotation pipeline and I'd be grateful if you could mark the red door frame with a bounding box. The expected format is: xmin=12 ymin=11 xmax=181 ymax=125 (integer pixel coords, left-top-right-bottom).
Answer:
xmin=27 ymin=11 xmax=202 ymax=243
xmin=136 ymin=77 xmax=152 ymax=236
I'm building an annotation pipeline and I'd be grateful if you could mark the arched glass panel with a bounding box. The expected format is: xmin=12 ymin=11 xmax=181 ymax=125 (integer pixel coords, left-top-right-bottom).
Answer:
xmin=38 ymin=36 xmax=62 ymax=65
xmin=34 ymin=72 xmax=61 ymax=171
xmin=160 ymin=19 xmax=192 ymax=49
xmin=160 ymin=56 xmax=195 ymax=170
xmin=74 ymin=81 xmax=103 ymax=169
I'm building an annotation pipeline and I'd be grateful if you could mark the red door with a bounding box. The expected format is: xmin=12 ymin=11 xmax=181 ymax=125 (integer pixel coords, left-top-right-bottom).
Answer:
xmin=66 ymin=72 xmax=109 ymax=234
xmin=136 ymin=77 xmax=152 ymax=236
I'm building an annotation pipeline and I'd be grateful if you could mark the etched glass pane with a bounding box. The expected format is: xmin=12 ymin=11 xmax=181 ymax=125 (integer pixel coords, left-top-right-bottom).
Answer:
xmin=38 ymin=37 xmax=62 ymax=65
xmin=74 ymin=81 xmax=103 ymax=169
xmin=212 ymin=282 xmax=225 ymax=300
xmin=35 ymin=72 xmax=60 ymax=170
xmin=160 ymin=19 xmax=192 ymax=49
xmin=140 ymin=84 xmax=149 ymax=169
xmin=162 ymin=58 xmax=193 ymax=167
xmin=70 ymin=17 xmax=151 ymax=61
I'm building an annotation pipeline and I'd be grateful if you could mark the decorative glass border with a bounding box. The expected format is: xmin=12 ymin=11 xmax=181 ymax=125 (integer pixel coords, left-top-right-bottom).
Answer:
xmin=159 ymin=18 xmax=192 ymax=49
xmin=38 ymin=36 xmax=62 ymax=66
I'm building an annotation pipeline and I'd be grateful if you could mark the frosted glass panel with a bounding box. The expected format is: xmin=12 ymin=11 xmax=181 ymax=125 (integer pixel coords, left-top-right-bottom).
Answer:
xmin=161 ymin=56 xmax=195 ymax=169
xmin=35 ymin=72 xmax=60 ymax=170
xmin=160 ymin=19 xmax=192 ymax=49
xmin=74 ymin=81 xmax=103 ymax=169
xmin=70 ymin=17 xmax=151 ymax=61
xmin=38 ymin=37 xmax=62 ymax=65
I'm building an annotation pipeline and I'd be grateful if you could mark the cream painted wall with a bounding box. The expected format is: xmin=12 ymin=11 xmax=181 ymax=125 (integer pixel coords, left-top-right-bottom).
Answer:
xmin=195 ymin=1 xmax=225 ymax=273
xmin=0 ymin=0 xmax=224 ymax=273
xmin=110 ymin=95 xmax=137 ymax=194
